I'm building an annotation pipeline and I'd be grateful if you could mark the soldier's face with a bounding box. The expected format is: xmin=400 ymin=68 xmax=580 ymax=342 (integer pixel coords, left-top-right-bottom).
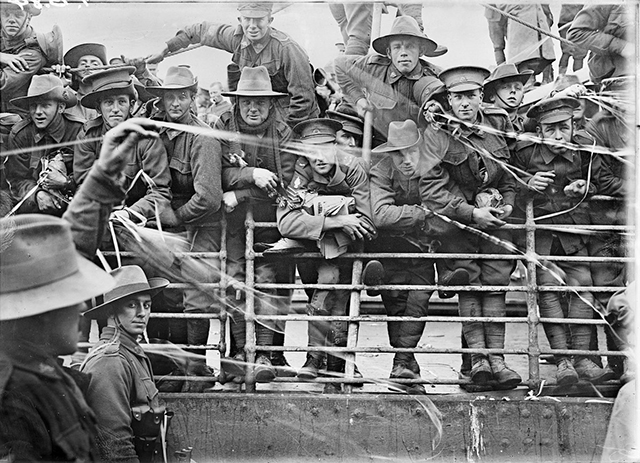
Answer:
xmin=29 ymin=99 xmax=63 ymax=130
xmin=98 ymin=94 xmax=133 ymax=129
xmin=113 ymin=294 xmax=152 ymax=337
xmin=493 ymin=79 xmax=524 ymax=109
xmin=395 ymin=144 xmax=421 ymax=176
xmin=77 ymin=54 xmax=104 ymax=78
xmin=448 ymin=89 xmax=482 ymax=122
xmin=210 ymin=84 xmax=223 ymax=103
xmin=238 ymin=96 xmax=271 ymax=126
xmin=387 ymin=38 xmax=421 ymax=76
xmin=537 ymin=119 xmax=573 ymax=155
xmin=43 ymin=303 xmax=84 ymax=356
xmin=163 ymin=89 xmax=193 ymax=121
xmin=309 ymin=144 xmax=336 ymax=176
xmin=335 ymin=130 xmax=358 ymax=148
xmin=0 ymin=7 xmax=29 ymax=37
xmin=239 ymin=14 xmax=273 ymax=42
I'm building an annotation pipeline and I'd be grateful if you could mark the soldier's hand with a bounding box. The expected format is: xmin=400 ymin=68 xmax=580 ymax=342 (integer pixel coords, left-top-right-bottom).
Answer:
xmin=252 ymin=168 xmax=278 ymax=193
xmin=355 ymin=98 xmax=373 ymax=118
xmin=495 ymin=204 xmax=513 ymax=220
xmin=331 ymin=214 xmax=371 ymax=241
xmin=124 ymin=56 xmax=147 ymax=74
xmin=528 ymin=171 xmax=555 ymax=192
xmin=564 ymin=179 xmax=588 ymax=198
xmin=98 ymin=118 xmax=159 ymax=176
xmin=36 ymin=190 xmax=61 ymax=212
xmin=472 ymin=207 xmax=506 ymax=229
xmin=145 ymin=46 xmax=169 ymax=65
xmin=160 ymin=207 xmax=181 ymax=227
xmin=223 ymin=191 xmax=239 ymax=213
xmin=0 ymin=52 xmax=29 ymax=73
xmin=40 ymin=168 xmax=68 ymax=190
xmin=50 ymin=64 xmax=72 ymax=77
xmin=422 ymin=100 xmax=444 ymax=126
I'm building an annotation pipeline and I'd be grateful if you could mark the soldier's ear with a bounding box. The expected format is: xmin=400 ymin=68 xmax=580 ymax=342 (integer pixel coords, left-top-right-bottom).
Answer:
xmin=267 ymin=14 xmax=274 ymax=25
xmin=535 ymin=125 xmax=542 ymax=137
xmin=386 ymin=48 xmax=392 ymax=59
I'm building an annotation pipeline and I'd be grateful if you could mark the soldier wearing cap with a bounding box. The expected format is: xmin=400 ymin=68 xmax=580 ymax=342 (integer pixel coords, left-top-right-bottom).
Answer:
xmin=483 ymin=63 xmax=533 ymax=134
xmin=0 ymin=118 xmax=157 ymax=461
xmin=512 ymin=96 xmax=616 ymax=386
xmin=0 ymin=0 xmax=47 ymax=113
xmin=335 ymin=15 xmax=445 ymax=141
xmin=276 ymin=118 xmax=374 ymax=392
xmin=73 ymin=66 xmax=171 ymax=222
xmin=147 ymin=2 xmax=318 ymax=128
xmin=5 ymin=75 xmax=83 ymax=215
xmin=325 ymin=102 xmax=364 ymax=153
xmin=208 ymin=81 xmax=232 ymax=125
xmin=215 ymin=66 xmax=297 ymax=384
xmin=147 ymin=66 xmax=223 ymax=368
xmin=81 ymin=266 xmax=170 ymax=462
xmin=365 ymin=119 xmax=469 ymax=394
xmin=420 ymin=66 xmax=522 ymax=390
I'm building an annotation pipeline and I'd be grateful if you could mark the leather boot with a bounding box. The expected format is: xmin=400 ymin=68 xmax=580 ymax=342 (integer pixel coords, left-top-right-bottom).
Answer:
xmin=298 ymin=353 xmax=324 ymax=380
xmin=470 ymin=355 xmax=493 ymax=385
xmin=489 ymin=354 xmax=521 ymax=390
xmin=324 ymin=353 xmax=345 ymax=394
xmin=556 ymin=357 xmax=579 ymax=386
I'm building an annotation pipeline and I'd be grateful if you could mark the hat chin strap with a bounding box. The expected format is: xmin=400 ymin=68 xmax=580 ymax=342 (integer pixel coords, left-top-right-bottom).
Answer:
xmin=495 ymin=92 xmax=520 ymax=110
xmin=114 ymin=313 xmax=141 ymax=339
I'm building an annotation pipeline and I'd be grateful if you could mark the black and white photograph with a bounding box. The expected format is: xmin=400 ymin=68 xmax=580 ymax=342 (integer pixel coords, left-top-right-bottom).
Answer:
xmin=0 ymin=0 xmax=637 ymax=461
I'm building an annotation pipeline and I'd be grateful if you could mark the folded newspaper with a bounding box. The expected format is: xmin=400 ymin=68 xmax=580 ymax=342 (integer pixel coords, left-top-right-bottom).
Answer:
xmin=309 ymin=195 xmax=355 ymax=259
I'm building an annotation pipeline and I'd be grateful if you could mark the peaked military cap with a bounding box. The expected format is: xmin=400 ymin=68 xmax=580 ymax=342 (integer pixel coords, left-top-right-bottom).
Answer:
xmin=81 ymin=66 xmax=137 ymax=109
xmin=439 ymin=66 xmax=490 ymax=92
xmin=237 ymin=2 xmax=272 ymax=18
xmin=526 ymin=96 xmax=580 ymax=124
xmin=326 ymin=103 xmax=364 ymax=136
xmin=293 ymin=118 xmax=343 ymax=145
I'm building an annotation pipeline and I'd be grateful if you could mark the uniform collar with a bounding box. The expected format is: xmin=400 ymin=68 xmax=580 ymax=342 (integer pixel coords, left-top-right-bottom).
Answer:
xmin=100 ymin=326 xmax=147 ymax=358
xmin=387 ymin=62 xmax=424 ymax=84
xmin=34 ymin=113 xmax=66 ymax=144
xmin=449 ymin=110 xmax=486 ymax=138
xmin=539 ymin=143 xmax=575 ymax=164
xmin=0 ymin=338 xmax=63 ymax=380
xmin=160 ymin=111 xmax=193 ymax=140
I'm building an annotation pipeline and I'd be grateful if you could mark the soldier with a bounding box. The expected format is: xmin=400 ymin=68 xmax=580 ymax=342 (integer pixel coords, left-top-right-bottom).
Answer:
xmin=73 ymin=66 xmax=171 ymax=222
xmin=5 ymin=75 xmax=82 ymax=215
xmin=484 ymin=4 xmax=508 ymax=65
xmin=61 ymin=42 xmax=108 ymax=121
xmin=147 ymin=66 xmax=222 ymax=374
xmin=277 ymin=118 xmax=375 ymax=393
xmin=208 ymin=81 xmax=232 ymax=125
xmin=0 ymin=1 xmax=46 ymax=113
xmin=216 ymin=66 xmax=297 ymax=384
xmin=567 ymin=4 xmax=633 ymax=85
xmin=335 ymin=15 xmax=445 ymax=141
xmin=0 ymin=118 xmax=158 ymax=461
xmin=147 ymin=2 xmax=318 ymax=127
xmin=511 ymin=96 xmax=612 ymax=386
xmin=367 ymin=119 xmax=468 ymax=394
xmin=482 ymin=63 xmax=533 ymax=134
xmin=557 ymin=5 xmax=586 ymax=76
xmin=81 ymin=266 xmax=170 ymax=462
xmin=420 ymin=66 xmax=521 ymax=389
xmin=325 ymin=102 xmax=364 ymax=154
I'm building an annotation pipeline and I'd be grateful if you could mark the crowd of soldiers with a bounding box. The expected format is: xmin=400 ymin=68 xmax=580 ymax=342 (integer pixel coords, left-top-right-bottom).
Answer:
xmin=0 ymin=1 xmax=635 ymax=461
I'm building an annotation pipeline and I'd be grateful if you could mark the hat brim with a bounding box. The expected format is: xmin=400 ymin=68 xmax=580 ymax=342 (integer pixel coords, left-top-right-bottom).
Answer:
xmin=64 ymin=43 xmax=107 ymax=69
xmin=371 ymin=132 xmax=422 ymax=153
xmin=146 ymin=83 xmax=199 ymax=97
xmin=0 ymin=253 xmax=115 ymax=321
xmin=299 ymin=136 xmax=336 ymax=145
xmin=325 ymin=110 xmax=364 ymax=126
xmin=10 ymin=88 xmax=78 ymax=110
xmin=448 ymin=82 xmax=484 ymax=93
xmin=81 ymin=83 xmax=137 ymax=109
xmin=82 ymin=277 xmax=169 ymax=319
xmin=222 ymin=90 xmax=287 ymax=98
xmin=372 ymin=34 xmax=437 ymax=56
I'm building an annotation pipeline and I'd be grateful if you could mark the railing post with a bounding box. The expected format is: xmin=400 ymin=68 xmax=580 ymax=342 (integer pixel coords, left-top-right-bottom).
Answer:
xmin=244 ymin=206 xmax=257 ymax=392
xmin=344 ymin=257 xmax=363 ymax=393
xmin=525 ymin=198 xmax=541 ymax=388
xmin=217 ymin=211 xmax=228 ymax=367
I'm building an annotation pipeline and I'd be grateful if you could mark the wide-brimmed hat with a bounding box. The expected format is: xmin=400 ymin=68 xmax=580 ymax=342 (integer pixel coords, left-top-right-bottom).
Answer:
xmin=0 ymin=215 xmax=115 ymax=321
xmin=372 ymin=16 xmax=437 ymax=56
xmin=10 ymin=74 xmax=77 ymax=109
xmin=147 ymin=66 xmax=199 ymax=96
xmin=82 ymin=265 xmax=169 ymax=319
xmin=237 ymin=2 xmax=272 ymax=18
xmin=80 ymin=66 xmax=137 ymax=109
xmin=413 ymin=76 xmax=446 ymax=109
xmin=483 ymin=63 xmax=533 ymax=101
xmin=526 ymin=96 xmax=581 ymax=124
xmin=222 ymin=66 xmax=286 ymax=98
xmin=439 ymin=66 xmax=491 ymax=93
xmin=64 ymin=43 xmax=107 ymax=69
xmin=0 ymin=0 xmax=41 ymax=16
xmin=326 ymin=103 xmax=364 ymax=136
xmin=372 ymin=120 xmax=421 ymax=153
xmin=293 ymin=118 xmax=343 ymax=145
xmin=131 ymin=75 xmax=154 ymax=103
